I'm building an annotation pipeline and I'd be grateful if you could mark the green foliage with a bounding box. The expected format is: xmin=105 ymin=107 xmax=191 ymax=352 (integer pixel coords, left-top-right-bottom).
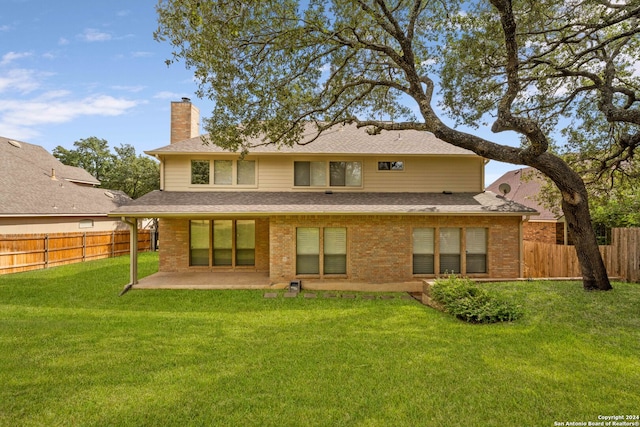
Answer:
xmin=431 ymin=276 xmax=523 ymax=323
xmin=53 ymin=136 xmax=113 ymax=182
xmin=101 ymin=144 xmax=160 ymax=199
xmin=54 ymin=137 xmax=159 ymax=198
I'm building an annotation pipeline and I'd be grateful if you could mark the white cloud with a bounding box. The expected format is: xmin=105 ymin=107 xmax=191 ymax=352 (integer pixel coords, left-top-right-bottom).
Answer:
xmin=79 ymin=28 xmax=112 ymax=42
xmin=153 ymin=91 xmax=184 ymax=100
xmin=131 ymin=51 xmax=153 ymax=58
xmin=112 ymin=85 xmax=146 ymax=93
xmin=1 ymin=51 xmax=32 ymax=66
xmin=0 ymin=25 xmax=11 ymax=32
xmin=58 ymin=37 xmax=70 ymax=46
xmin=0 ymin=68 xmax=43 ymax=94
xmin=0 ymin=94 xmax=140 ymax=139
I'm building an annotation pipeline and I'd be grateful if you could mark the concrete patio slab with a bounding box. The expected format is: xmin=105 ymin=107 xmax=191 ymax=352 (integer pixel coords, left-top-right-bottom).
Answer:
xmin=133 ymin=271 xmax=273 ymax=290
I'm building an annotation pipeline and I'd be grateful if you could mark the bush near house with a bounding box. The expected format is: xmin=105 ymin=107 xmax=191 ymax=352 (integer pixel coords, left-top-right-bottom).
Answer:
xmin=430 ymin=276 xmax=523 ymax=323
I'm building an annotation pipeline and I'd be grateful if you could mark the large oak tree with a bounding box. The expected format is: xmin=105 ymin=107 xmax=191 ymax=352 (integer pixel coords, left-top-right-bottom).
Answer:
xmin=155 ymin=0 xmax=640 ymax=290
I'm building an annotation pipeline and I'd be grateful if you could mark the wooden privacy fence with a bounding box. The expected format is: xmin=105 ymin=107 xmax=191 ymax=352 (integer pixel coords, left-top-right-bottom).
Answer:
xmin=0 ymin=230 xmax=152 ymax=275
xmin=523 ymin=228 xmax=640 ymax=282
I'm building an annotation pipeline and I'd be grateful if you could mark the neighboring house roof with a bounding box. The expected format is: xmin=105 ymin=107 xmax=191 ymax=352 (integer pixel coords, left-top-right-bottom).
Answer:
xmin=0 ymin=136 xmax=130 ymax=216
xmin=111 ymin=190 xmax=537 ymax=218
xmin=486 ymin=167 xmax=558 ymax=221
xmin=146 ymin=122 xmax=477 ymax=156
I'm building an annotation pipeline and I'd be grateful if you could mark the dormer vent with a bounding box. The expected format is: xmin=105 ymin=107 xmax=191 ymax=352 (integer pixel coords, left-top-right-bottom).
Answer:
xmin=7 ymin=140 xmax=21 ymax=148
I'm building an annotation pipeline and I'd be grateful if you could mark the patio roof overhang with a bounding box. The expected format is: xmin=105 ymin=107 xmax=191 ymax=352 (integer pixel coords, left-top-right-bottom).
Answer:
xmin=110 ymin=191 xmax=539 ymax=218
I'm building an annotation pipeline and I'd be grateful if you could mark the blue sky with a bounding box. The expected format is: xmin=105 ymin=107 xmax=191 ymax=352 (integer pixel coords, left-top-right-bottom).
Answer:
xmin=0 ymin=0 xmax=517 ymax=185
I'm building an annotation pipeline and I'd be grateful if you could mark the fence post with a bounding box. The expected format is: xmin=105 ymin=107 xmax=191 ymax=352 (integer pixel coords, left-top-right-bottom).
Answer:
xmin=82 ymin=232 xmax=86 ymax=262
xmin=44 ymin=234 xmax=49 ymax=269
xmin=111 ymin=231 xmax=115 ymax=258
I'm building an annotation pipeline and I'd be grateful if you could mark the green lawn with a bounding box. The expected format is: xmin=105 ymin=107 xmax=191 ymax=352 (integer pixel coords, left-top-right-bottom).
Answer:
xmin=1 ymin=253 xmax=639 ymax=427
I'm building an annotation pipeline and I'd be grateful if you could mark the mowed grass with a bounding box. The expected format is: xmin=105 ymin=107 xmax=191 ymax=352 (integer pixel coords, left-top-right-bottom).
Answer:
xmin=1 ymin=252 xmax=639 ymax=427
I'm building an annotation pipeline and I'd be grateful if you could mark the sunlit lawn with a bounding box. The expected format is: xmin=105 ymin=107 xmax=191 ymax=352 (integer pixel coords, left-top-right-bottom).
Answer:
xmin=1 ymin=252 xmax=639 ymax=426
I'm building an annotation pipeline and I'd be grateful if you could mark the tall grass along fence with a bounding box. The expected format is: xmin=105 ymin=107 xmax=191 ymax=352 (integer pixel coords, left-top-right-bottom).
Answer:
xmin=0 ymin=230 xmax=152 ymax=275
xmin=524 ymin=227 xmax=640 ymax=282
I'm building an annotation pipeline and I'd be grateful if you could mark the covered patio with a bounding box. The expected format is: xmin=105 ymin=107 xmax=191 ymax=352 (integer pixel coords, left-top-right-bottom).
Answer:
xmin=133 ymin=271 xmax=273 ymax=290
xmin=130 ymin=270 xmax=424 ymax=292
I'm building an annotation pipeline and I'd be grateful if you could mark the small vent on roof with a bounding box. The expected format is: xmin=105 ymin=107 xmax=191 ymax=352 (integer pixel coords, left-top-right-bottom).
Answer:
xmin=7 ymin=140 xmax=22 ymax=148
xmin=104 ymin=191 xmax=115 ymax=199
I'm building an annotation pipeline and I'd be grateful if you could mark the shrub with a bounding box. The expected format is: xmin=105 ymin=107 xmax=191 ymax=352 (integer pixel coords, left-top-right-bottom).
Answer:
xmin=430 ymin=276 xmax=523 ymax=323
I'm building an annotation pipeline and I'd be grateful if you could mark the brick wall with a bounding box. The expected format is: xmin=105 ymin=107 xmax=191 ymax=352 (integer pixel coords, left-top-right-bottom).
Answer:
xmin=270 ymin=215 xmax=522 ymax=283
xmin=158 ymin=218 xmax=189 ymax=271
xmin=170 ymin=100 xmax=200 ymax=144
xmin=523 ymin=221 xmax=558 ymax=244
xmin=159 ymin=215 xmax=522 ymax=282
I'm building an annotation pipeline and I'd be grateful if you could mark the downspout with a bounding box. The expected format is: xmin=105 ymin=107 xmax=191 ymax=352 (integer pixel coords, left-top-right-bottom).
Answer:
xmin=120 ymin=217 xmax=138 ymax=296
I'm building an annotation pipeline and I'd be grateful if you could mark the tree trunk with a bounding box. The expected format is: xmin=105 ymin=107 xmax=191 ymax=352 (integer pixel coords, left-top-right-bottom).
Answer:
xmin=419 ymin=98 xmax=613 ymax=290
xmin=535 ymin=160 xmax=612 ymax=291
xmin=561 ymin=196 xmax=612 ymax=291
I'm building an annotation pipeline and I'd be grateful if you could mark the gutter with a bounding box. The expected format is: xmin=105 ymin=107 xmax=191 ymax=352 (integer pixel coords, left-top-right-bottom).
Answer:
xmin=108 ymin=210 xmax=540 ymax=219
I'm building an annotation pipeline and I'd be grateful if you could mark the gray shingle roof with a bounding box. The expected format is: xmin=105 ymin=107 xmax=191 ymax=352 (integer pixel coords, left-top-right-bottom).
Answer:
xmin=146 ymin=122 xmax=476 ymax=156
xmin=111 ymin=190 xmax=537 ymax=217
xmin=0 ymin=136 xmax=129 ymax=216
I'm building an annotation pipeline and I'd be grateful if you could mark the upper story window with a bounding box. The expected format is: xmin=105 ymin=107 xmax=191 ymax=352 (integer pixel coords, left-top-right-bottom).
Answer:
xmin=214 ymin=160 xmax=232 ymax=185
xmin=294 ymin=161 xmax=362 ymax=187
xmin=237 ymin=160 xmax=256 ymax=185
xmin=377 ymin=161 xmax=404 ymax=171
xmin=191 ymin=160 xmax=210 ymax=184
xmin=191 ymin=159 xmax=256 ymax=186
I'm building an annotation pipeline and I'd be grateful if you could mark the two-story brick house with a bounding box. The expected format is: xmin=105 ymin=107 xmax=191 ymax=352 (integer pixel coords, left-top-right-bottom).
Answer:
xmin=112 ymin=99 xmax=536 ymax=290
